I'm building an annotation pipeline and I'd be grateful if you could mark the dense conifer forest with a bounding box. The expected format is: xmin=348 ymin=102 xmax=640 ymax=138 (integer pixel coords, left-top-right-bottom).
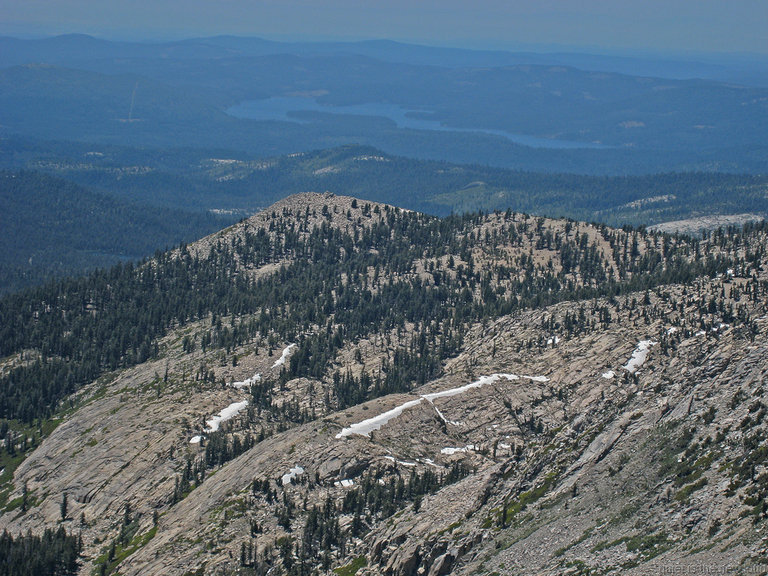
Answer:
xmin=0 ymin=528 xmax=81 ymax=575
xmin=0 ymin=170 xmax=233 ymax=295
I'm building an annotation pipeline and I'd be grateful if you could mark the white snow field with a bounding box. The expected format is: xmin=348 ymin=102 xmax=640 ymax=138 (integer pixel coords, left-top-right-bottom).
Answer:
xmin=281 ymin=465 xmax=305 ymax=486
xmin=231 ymin=372 xmax=261 ymax=389
xmin=440 ymin=445 xmax=476 ymax=455
xmin=336 ymin=373 xmax=544 ymax=439
xmin=383 ymin=456 xmax=417 ymax=467
xmin=272 ymin=343 xmax=297 ymax=368
xmin=189 ymin=400 xmax=249 ymax=444
xmin=206 ymin=400 xmax=249 ymax=432
xmin=335 ymin=399 xmax=423 ymax=438
xmin=623 ymin=340 xmax=656 ymax=374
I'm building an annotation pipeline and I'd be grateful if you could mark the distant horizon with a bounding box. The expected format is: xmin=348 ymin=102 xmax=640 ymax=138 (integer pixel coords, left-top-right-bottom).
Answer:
xmin=1 ymin=0 xmax=765 ymax=57
xmin=2 ymin=30 xmax=768 ymax=65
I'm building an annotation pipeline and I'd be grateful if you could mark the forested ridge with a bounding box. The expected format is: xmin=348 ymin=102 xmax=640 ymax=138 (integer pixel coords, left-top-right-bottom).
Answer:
xmin=10 ymin=140 xmax=768 ymax=221
xmin=3 ymin=144 xmax=766 ymax=296
xmin=0 ymin=196 xmax=754 ymax=424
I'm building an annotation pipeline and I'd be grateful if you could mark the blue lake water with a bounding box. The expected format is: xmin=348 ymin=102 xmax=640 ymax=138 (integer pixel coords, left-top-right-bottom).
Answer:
xmin=226 ymin=97 xmax=608 ymax=150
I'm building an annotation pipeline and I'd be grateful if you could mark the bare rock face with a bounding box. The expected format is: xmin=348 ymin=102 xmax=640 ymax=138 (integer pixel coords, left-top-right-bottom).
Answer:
xmin=649 ymin=213 xmax=764 ymax=235
xmin=1 ymin=193 xmax=767 ymax=576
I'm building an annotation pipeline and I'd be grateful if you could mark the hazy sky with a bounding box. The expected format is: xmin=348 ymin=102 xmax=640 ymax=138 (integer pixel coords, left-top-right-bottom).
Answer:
xmin=1 ymin=0 xmax=766 ymax=55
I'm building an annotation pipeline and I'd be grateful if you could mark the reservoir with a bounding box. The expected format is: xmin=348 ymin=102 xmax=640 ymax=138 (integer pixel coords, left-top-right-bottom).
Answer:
xmin=226 ymin=97 xmax=608 ymax=150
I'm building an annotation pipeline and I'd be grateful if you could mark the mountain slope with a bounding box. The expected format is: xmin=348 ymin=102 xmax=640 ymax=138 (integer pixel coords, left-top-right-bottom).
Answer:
xmin=0 ymin=170 xmax=233 ymax=294
xmin=0 ymin=193 xmax=766 ymax=575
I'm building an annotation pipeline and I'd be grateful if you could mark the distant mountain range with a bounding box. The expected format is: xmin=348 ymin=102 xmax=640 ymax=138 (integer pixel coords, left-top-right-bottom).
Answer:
xmin=1 ymin=34 xmax=766 ymax=175
xmin=3 ymin=34 xmax=767 ymax=86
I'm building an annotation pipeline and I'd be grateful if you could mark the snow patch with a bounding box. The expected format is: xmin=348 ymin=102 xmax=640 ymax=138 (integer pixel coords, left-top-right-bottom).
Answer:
xmin=602 ymin=371 xmax=615 ymax=379
xmin=335 ymin=399 xmax=423 ymax=438
xmin=623 ymin=340 xmax=656 ymax=374
xmin=281 ymin=465 xmax=305 ymax=486
xmin=334 ymin=479 xmax=355 ymax=488
xmin=231 ymin=372 xmax=261 ymax=389
xmin=547 ymin=335 xmax=561 ymax=346
xmin=422 ymin=373 xmax=520 ymax=401
xmin=424 ymin=398 xmax=448 ymax=424
xmin=666 ymin=327 xmax=678 ymax=335
xmin=441 ymin=445 xmax=476 ymax=455
xmin=272 ymin=344 xmax=296 ymax=368
xmin=336 ymin=373 xmax=530 ymax=439
xmin=190 ymin=400 xmax=250 ymax=443
xmin=205 ymin=400 xmax=249 ymax=433
xmin=190 ymin=364 xmax=260 ymax=444
xmin=383 ymin=456 xmax=417 ymax=467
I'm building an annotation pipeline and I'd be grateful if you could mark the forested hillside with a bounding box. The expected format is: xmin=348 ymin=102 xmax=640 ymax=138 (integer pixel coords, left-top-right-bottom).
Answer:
xmin=0 ymin=192 xmax=743 ymax=423
xmin=5 ymin=140 xmax=767 ymax=222
xmin=0 ymin=170 xmax=233 ymax=294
